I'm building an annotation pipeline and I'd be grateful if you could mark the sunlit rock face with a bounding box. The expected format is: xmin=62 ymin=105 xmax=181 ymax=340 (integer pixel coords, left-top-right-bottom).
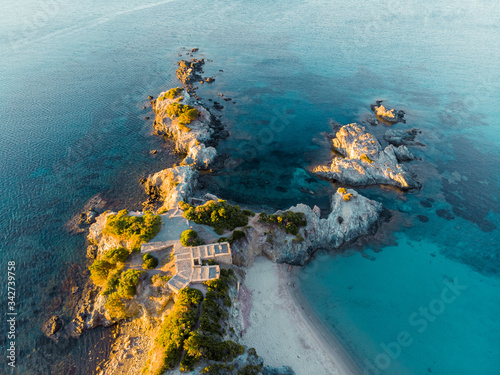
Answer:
xmin=231 ymin=188 xmax=384 ymax=266
xmin=313 ymin=123 xmax=420 ymax=190
xmin=144 ymin=165 xmax=199 ymax=211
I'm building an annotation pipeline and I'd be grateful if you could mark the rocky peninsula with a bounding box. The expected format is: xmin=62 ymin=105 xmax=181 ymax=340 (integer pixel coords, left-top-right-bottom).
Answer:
xmin=313 ymin=123 xmax=420 ymax=189
xmin=57 ymin=52 xmax=405 ymax=375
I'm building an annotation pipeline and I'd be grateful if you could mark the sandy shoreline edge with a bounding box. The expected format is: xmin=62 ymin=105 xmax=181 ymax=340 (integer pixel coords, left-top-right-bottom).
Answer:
xmin=240 ymin=257 xmax=362 ymax=375
xmin=285 ymin=265 xmax=363 ymax=375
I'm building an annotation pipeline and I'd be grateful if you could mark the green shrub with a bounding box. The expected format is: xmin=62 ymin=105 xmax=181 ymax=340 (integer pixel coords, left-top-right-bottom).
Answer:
xmin=180 ymin=269 xmax=237 ymax=367
xmin=158 ymin=87 xmax=182 ymax=101
xmin=180 ymin=229 xmax=204 ymax=247
xmin=105 ymin=292 xmax=127 ymax=321
xmin=201 ymin=363 xmax=233 ymax=375
xmin=166 ymin=103 xmax=199 ymax=125
xmin=102 ymin=269 xmax=122 ymax=295
xmin=103 ymin=210 xmax=161 ymax=247
xmin=89 ymin=260 xmax=115 ymax=285
xmin=285 ymin=222 xmax=298 ymax=235
xmin=258 ymin=211 xmax=307 ymax=235
xmin=229 ymin=230 xmax=246 ymax=244
xmin=217 ymin=237 xmax=229 ymax=243
xmin=117 ymin=269 xmax=143 ymax=298
xmin=151 ymin=274 xmax=172 ymax=285
xmin=180 ymin=353 xmax=198 ymax=372
xmin=143 ymin=253 xmax=159 ymax=269
xmin=243 ymin=209 xmax=255 ymax=216
xmin=178 ymin=108 xmax=199 ymax=125
xmin=181 ymin=200 xmax=249 ymax=235
xmin=103 ymin=247 xmax=129 ymax=264
xmin=152 ymin=288 xmax=203 ymax=371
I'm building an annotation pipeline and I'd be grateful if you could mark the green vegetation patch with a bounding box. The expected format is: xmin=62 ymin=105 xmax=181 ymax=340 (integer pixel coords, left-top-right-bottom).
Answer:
xmin=229 ymin=229 xmax=246 ymax=244
xmin=102 ymin=210 xmax=161 ymax=248
xmin=90 ymin=247 xmax=131 ymax=286
xmin=180 ymin=269 xmax=243 ymax=372
xmin=258 ymin=210 xmax=307 ymax=235
xmin=103 ymin=247 xmax=129 ymax=264
xmin=158 ymin=87 xmax=183 ymax=101
xmin=116 ymin=269 xmax=143 ymax=298
xmin=166 ymin=102 xmax=199 ymax=126
xmin=151 ymin=273 xmax=172 ymax=286
xmin=180 ymin=229 xmax=204 ymax=247
xmin=89 ymin=259 xmax=116 ymax=285
xmin=143 ymin=253 xmax=159 ymax=269
xmin=102 ymin=269 xmax=143 ymax=320
xmin=145 ymin=288 xmax=203 ymax=374
xmin=180 ymin=200 xmax=250 ymax=235
xmin=104 ymin=292 xmax=127 ymax=321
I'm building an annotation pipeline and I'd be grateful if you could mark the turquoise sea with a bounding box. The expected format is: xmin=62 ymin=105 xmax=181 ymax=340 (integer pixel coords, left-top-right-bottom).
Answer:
xmin=0 ymin=0 xmax=499 ymax=374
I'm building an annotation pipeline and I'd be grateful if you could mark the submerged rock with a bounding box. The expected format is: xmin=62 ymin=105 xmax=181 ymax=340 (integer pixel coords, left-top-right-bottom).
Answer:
xmin=42 ymin=315 xmax=63 ymax=337
xmin=232 ymin=188 xmax=384 ymax=266
xmin=313 ymin=124 xmax=420 ymax=189
xmin=144 ymin=165 xmax=198 ymax=211
xmin=390 ymin=144 xmax=416 ymax=162
xmin=384 ymin=128 xmax=421 ymax=146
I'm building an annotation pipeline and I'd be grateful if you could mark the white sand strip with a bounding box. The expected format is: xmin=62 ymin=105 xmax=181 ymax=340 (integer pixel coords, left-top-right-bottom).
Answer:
xmin=239 ymin=257 xmax=359 ymax=375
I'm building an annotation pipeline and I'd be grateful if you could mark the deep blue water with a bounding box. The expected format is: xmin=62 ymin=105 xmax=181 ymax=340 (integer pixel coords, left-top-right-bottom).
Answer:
xmin=0 ymin=0 xmax=499 ymax=374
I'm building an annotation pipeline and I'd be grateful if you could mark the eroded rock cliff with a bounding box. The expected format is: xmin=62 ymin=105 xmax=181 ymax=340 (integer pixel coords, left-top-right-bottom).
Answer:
xmin=231 ymin=188 xmax=384 ymax=266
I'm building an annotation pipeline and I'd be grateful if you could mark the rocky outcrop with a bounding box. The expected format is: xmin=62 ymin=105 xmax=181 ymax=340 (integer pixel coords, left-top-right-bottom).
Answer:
xmin=183 ymin=142 xmax=217 ymax=169
xmin=144 ymin=165 xmax=198 ymax=211
xmin=384 ymin=128 xmax=421 ymax=146
xmin=389 ymin=144 xmax=416 ymax=162
xmin=68 ymin=283 xmax=113 ymax=338
xmin=231 ymin=188 xmax=384 ymax=266
xmin=153 ymin=89 xmax=215 ymax=157
xmin=67 ymin=194 xmax=107 ymax=233
xmin=88 ymin=212 xmax=123 ymax=258
xmin=176 ymin=58 xmax=205 ymax=95
xmin=313 ymin=124 xmax=420 ymax=189
xmin=42 ymin=315 xmax=63 ymax=339
xmin=371 ymin=100 xmax=405 ymax=124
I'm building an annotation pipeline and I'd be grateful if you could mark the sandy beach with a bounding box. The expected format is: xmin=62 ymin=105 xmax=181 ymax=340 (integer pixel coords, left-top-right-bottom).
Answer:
xmin=239 ymin=257 xmax=360 ymax=375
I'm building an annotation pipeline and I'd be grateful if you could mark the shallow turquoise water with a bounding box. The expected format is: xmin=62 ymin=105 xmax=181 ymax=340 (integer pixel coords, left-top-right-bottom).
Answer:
xmin=0 ymin=0 xmax=499 ymax=374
